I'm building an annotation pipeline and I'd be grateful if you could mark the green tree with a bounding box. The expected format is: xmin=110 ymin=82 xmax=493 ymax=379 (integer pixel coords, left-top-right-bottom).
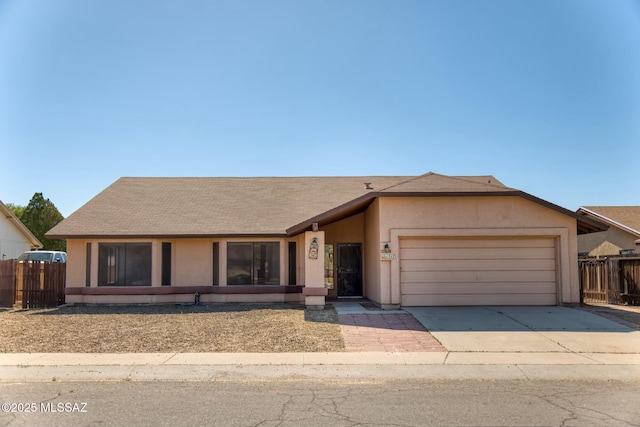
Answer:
xmin=5 ymin=203 xmax=25 ymax=220
xmin=21 ymin=193 xmax=66 ymax=251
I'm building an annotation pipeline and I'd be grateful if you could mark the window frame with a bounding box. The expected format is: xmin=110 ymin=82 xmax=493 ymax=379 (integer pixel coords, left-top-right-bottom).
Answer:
xmin=227 ymin=242 xmax=280 ymax=285
xmin=98 ymin=242 xmax=152 ymax=287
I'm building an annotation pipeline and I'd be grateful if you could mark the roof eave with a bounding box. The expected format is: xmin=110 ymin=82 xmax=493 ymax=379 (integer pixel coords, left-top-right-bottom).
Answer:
xmin=576 ymin=207 xmax=640 ymax=236
xmin=1 ymin=201 xmax=43 ymax=248
xmin=286 ymin=193 xmax=378 ymax=236
xmin=511 ymin=194 xmax=607 ymax=234
xmin=287 ymin=191 xmax=610 ymax=236
xmin=45 ymin=233 xmax=289 ymax=240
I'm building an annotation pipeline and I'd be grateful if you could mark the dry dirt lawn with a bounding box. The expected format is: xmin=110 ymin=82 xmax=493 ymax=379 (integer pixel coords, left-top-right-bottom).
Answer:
xmin=0 ymin=304 xmax=345 ymax=353
xmin=1 ymin=303 xmax=638 ymax=354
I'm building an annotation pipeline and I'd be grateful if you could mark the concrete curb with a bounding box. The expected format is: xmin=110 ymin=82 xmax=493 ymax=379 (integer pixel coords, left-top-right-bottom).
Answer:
xmin=1 ymin=351 xmax=639 ymax=382
xmin=2 ymin=351 xmax=640 ymax=367
xmin=1 ymin=364 xmax=640 ymax=382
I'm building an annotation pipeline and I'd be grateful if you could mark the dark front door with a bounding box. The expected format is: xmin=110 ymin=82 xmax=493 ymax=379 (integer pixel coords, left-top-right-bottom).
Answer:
xmin=337 ymin=243 xmax=363 ymax=297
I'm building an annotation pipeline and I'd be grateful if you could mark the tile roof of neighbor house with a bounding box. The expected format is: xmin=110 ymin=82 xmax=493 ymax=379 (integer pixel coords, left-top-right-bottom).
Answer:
xmin=578 ymin=206 xmax=640 ymax=237
xmin=46 ymin=172 xmax=606 ymax=238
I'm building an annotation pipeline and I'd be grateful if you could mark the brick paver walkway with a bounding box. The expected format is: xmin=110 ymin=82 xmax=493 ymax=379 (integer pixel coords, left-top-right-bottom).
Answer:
xmin=338 ymin=313 xmax=445 ymax=352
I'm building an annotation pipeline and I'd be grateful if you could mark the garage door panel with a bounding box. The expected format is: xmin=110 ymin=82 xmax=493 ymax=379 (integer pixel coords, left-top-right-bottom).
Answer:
xmin=401 ymin=247 xmax=555 ymax=260
xmin=401 ymin=270 xmax=557 ymax=284
xmin=400 ymin=238 xmax=556 ymax=249
xmin=401 ymin=282 xmax=557 ymax=295
xmin=401 ymin=258 xmax=556 ymax=272
xmin=401 ymin=293 xmax=558 ymax=307
xmin=399 ymin=236 xmax=558 ymax=306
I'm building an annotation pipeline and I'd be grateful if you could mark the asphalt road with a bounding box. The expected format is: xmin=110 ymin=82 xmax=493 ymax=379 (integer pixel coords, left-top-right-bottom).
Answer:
xmin=1 ymin=378 xmax=639 ymax=427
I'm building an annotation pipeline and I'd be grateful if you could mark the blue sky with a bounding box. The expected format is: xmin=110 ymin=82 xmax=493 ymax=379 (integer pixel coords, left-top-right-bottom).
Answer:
xmin=1 ymin=0 xmax=639 ymax=217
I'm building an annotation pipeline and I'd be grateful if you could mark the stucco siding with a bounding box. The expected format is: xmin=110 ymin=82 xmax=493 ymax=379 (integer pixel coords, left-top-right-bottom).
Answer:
xmin=578 ymin=227 xmax=638 ymax=256
xmin=66 ymin=237 xmax=299 ymax=303
xmin=379 ymin=196 xmax=575 ymax=230
xmin=364 ymin=199 xmax=381 ymax=303
xmin=323 ymin=213 xmax=364 ymax=244
xmin=293 ymin=234 xmax=305 ymax=287
xmin=375 ymin=196 xmax=579 ymax=306
xmin=65 ymin=239 xmax=86 ymax=288
xmin=173 ymin=239 xmax=213 ymax=286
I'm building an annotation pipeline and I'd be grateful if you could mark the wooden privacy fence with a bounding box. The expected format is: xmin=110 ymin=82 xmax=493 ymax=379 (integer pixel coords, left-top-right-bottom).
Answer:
xmin=579 ymin=256 xmax=640 ymax=305
xmin=0 ymin=259 xmax=66 ymax=308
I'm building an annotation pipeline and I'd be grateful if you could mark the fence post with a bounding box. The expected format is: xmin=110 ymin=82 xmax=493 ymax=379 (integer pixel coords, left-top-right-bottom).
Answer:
xmin=0 ymin=259 xmax=17 ymax=307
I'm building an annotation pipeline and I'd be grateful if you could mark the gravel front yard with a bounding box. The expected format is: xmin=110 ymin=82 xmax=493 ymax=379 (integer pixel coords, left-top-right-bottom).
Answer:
xmin=0 ymin=304 xmax=345 ymax=353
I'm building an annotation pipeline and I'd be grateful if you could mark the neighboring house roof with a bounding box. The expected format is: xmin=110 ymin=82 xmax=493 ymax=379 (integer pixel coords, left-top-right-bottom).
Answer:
xmin=47 ymin=172 xmax=607 ymax=239
xmin=0 ymin=200 xmax=43 ymax=248
xmin=577 ymin=206 xmax=640 ymax=237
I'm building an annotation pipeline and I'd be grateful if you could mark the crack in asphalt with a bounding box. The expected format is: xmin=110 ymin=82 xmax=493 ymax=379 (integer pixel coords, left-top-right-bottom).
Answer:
xmin=539 ymin=388 xmax=640 ymax=427
xmin=255 ymin=386 xmax=418 ymax=427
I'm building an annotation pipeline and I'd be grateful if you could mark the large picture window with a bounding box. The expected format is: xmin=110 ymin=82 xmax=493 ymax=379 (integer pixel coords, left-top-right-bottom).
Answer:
xmin=227 ymin=242 xmax=280 ymax=285
xmin=98 ymin=243 xmax=152 ymax=286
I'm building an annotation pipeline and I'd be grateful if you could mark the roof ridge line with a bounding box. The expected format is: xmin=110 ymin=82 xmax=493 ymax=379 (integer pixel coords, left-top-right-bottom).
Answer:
xmin=446 ymin=174 xmax=515 ymax=190
xmin=376 ymin=172 xmax=435 ymax=192
xmin=378 ymin=172 xmax=512 ymax=192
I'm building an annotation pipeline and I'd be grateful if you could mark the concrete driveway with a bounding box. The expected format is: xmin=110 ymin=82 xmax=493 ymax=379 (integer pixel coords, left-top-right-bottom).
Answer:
xmin=404 ymin=306 xmax=640 ymax=354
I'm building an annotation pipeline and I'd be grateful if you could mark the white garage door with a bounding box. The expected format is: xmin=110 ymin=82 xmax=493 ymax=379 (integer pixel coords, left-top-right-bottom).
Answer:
xmin=400 ymin=237 xmax=558 ymax=306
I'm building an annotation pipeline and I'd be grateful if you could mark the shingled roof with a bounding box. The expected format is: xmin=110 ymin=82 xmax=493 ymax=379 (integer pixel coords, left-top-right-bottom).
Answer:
xmin=577 ymin=206 xmax=640 ymax=237
xmin=47 ymin=172 xmax=606 ymax=238
xmin=47 ymin=175 xmax=405 ymax=238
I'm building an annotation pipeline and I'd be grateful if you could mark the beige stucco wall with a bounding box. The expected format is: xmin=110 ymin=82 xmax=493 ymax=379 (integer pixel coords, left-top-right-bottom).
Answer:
xmin=292 ymin=233 xmax=305 ymax=286
xmin=371 ymin=196 xmax=579 ymax=306
xmin=578 ymin=227 xmax=638 ymax=256
xmin=65 ymin=236 xmax=308 ymax=304
xmin=303 ymin=231 xmax=326 ymax=306
xmin=323 ymin=213 xmax=365 ymax=244
xmin=65 ymin=239 xmax=87 ymax=287
xmin=173 ymin=239 xmax=212 ymax=286
xmin=364 ymin=199 xmax=381 ymax=303
xmin=66 ymin=237 xmax=295 ymax=290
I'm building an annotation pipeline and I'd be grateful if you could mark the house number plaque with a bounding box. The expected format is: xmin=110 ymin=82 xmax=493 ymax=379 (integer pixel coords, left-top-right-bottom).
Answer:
xmin=309 ymin=238 xmax=319 ymax=259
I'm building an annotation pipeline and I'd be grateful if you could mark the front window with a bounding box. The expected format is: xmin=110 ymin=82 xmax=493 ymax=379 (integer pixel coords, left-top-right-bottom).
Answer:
xmin=227 ymin=242 xmax=280 ymax=285
xmin=98 ymin=243 xmax=151 ymax=286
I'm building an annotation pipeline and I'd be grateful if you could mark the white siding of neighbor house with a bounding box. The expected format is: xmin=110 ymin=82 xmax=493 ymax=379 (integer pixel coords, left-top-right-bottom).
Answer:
xmin=0 ymin=216 xmax=35 ymax=260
